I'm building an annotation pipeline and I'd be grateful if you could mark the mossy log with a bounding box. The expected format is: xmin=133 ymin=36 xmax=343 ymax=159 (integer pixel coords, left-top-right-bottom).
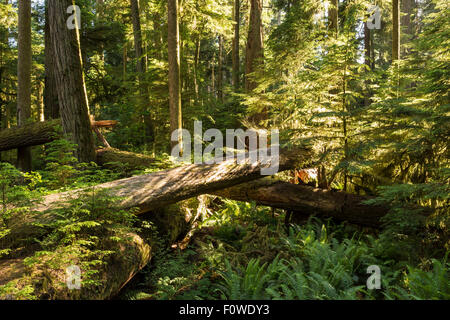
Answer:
xmin=0 ymin=119 xmax=61 ymax=152
xmin=0 ymin=119 xmax=116 ymax=152
xmin=212 ymin=179 xmax=392 ymax=228
xmin=1 ymin=149 xmax=309 ymax=299
xmin=0 ymin=197 xmax=201 ymax=300
xmin=0 ymin=229 xmax=151 ymax=300
xmin=36 ymin=148 xmax=310 ymax=215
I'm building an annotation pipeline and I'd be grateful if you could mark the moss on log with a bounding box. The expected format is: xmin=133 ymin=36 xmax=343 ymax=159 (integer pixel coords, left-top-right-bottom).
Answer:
xmin=212 ymin=179 xmax=431 ymax=228
xmin=35 ymin=148 xmax=310 ymax=215
xmin=0 ymin=119 xmax=61 ymax=152
xmin=0 ymin=232 xmax=152 ymax=300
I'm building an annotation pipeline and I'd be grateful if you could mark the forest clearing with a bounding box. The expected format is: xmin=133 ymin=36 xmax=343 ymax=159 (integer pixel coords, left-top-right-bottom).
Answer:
xmin=0 ymin=0 xmax=448 ymax=303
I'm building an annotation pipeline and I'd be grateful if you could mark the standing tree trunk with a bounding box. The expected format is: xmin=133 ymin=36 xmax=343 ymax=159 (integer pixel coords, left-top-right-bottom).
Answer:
xmin=48 ymin=0 xmax=96 ymax=163
xmin=245 ymin=0 xmax=266 ymax=125
xmin=364 ymin=21 xmax=371 ymax=107
xmin=401 ymin=0 xmax=415 ymax=56
xmin=130 ymin=0 xmax=146 ymax=74
xmin=168 ymin=0 xmax=183 ymax=152
xmin=245 ymin=0 xmax=263 ymax=93
xmin=97 ymin=0 xmax=105 ymax=61
xmin=217 ymin=35 xmax=224 ymax=102
xmin=193 ymin=34 xmax=200 ymax=102
xmin=364 ymin=22 xmax=371 ymax=69
xmin=328 ymin=0 xmax=338 ymax=37
xmin=232 ymin=0 xmax=240 ymax=91
xmin=392 ymin=0 xmax=400 ymax=61
xmin=44 ymin=0 xmax=59 ymax=120
xmin=37 ymin=81 xmax=44 ymax=122
xmin=17 ymin=0 xmax=32 ymax=172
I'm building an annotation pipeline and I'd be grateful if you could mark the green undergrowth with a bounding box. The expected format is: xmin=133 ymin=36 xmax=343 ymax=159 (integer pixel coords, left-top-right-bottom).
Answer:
xmin=119 ymin=200 xmax=449 ymax=300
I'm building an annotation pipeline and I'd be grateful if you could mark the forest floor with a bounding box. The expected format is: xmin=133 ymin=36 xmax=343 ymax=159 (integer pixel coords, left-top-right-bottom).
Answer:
xmin=117 ymin=199 xmax=448 ymax=300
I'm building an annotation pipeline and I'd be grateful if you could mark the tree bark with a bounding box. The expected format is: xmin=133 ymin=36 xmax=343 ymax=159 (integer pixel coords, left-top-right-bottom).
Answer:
xmin=392 ymin=0 xmax=401 ymax=61
xmin=245 ymin=0 xmax=263 ymax=93
xmin=130 ymin=0 xmax=145 ymax=74
xmin=364 ymin=22 xmax=371 ymax=69
xmin=34 ymin=148 xmax=311 ymax=215
xmin=232 ymin=0 xmax=240 ymax=91
xmin=364 ymin=21 xmax=371 ymax=107
xmin=212 ymin=180 xmax=418 ymax=228
xmin=0 ymin=120 xmax=159 ymax=172
xmin=17 ymin=0 xmax=32 ymax=172
xmin=217 ymin=35 xmax=224 ymax=102
xmin=0 ymin=119 xmax=60 ymax=153
xmin=328 ymin=0 xmax=338 ymax=37
xmin=44 ymin=0 xmax=59 ymax=120
xmin=401 ymin=0 xmax=415 ymax=37
xmin=168 ymin=0 xmax=183 ymax=152
xmin=48 ymin=0 xmax=96 ymax=163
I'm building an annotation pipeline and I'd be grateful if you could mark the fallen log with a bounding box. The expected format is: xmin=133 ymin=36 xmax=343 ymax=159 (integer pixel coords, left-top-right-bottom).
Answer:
xmin=211 ymin=179 xmax=394 ymax=228
xmin=0 ymin=119 xmax=118 ymax=152
xmin=0 ymin=119 xmax=61 ymax=152
xmin=1 ymin=149 xmax=309 ymax=299
xmin=0 ymin=196 xmax=201 ymax=300
xmin=0 ymin=232 xmax=151 ymax=300
xmin=38 ymin=148 xmax=310 ymax=215
xmin=0 ymin=120 xmax=162 ymax=170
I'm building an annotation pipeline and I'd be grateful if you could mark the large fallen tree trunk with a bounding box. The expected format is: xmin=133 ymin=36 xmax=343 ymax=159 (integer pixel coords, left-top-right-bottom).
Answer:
xmin=0 ymin=197 xmax=204 ymax=300
xmin=37 ymin=148 xmax=310 ymax=215
xmin=2 ymin=150 xmax=308 ymax=299
xmin=0 ymin=119 xmax=118 ymax=152
xmin=211 ymin=179 xmax=430 ymax=228
xmin=4 ymin=148 xmax=309 ymax=261
xmin=0 ymin=119 xmax=61 ymax=152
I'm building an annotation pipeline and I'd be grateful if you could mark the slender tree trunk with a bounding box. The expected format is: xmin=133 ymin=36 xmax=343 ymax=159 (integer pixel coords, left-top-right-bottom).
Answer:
xmin=211 ymin=57 xmax=215 ymax=98
xmin=392 ymin=0 xmax=400 ymax=61
xmin=17 ymin=0 xmax=32 ymax=172
xmin=232 ymin=0 xmax=240 ymax=91
xmin=48 ymin=0 xmax=96 ymax=163
xmin=401 ymin=0 xmax=415 ymax=36
xmin=130 ymin=0 xmax=146 ymax=74
xmin=401 ymin=0 xmax=415 ymax=56
xmin=97 ymin=0 xmax=105 ymax=61
xmin=123 ymin=43 xmax=127 ymax=80
xmin=37 ymin=81 xmax=44 ymax=122
xmin=44 ymin=0 xmax=59 ymax=120
xmin=168 ymin=0 xmax=183 ymax=152
xmin=246 ymin=0 xmax=266 ymax=125
xmin=217 ymin=36 xmax=224 ymax=102
xmin=364 ymin=22 xmax=371 ymax=69
xmin=0 ymin=0 xmax=8 ymax=160
xmin=193 ymin=34 xmax=200 ymax=102
xmin=364 ymin=21 xmax=371 ymax=107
